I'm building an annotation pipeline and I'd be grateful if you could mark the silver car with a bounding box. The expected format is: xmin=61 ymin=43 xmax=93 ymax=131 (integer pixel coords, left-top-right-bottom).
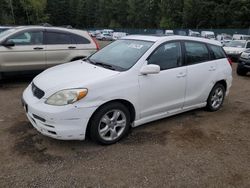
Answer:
xmin=0 ymin=26 xmax=99 ymax=80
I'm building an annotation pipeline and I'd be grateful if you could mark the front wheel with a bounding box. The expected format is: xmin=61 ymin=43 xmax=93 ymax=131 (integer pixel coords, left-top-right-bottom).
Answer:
xmin=206 ymin=83 xmax=226 ymax=112
xmin=90 ymin=102 xmax=131 ymax=145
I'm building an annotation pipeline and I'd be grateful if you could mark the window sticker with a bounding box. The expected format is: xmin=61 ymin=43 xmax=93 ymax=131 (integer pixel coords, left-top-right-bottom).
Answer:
xmin=128 ymin=43 xmax=144 ymax=49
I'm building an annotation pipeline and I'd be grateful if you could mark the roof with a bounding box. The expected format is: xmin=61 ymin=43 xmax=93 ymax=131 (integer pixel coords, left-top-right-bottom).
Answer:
xmin=123 ymin=35 xmax=222 ymax=46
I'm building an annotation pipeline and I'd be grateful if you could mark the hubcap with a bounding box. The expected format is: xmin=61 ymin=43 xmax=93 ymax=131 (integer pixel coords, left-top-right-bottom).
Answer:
xmin=98 ymin=110 xmax=127 ymax=141
xmin=211 ymin=87 xmax=224 ymax=109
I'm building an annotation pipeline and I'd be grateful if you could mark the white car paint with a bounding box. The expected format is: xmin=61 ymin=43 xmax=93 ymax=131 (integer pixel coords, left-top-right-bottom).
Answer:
xmin=23 ymin=35 xmax=232 ymax=141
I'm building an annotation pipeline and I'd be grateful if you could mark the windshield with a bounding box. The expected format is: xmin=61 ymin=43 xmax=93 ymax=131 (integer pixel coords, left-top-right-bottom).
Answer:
xmin=226 ymin=41 xmax=246 ymax=48
xmin=89 ymin=39 xmax=154 ymax=71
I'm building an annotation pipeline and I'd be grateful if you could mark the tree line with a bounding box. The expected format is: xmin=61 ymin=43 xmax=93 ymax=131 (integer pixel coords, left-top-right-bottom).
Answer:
xmin=1 ymin=0 xmax=250 ymax=29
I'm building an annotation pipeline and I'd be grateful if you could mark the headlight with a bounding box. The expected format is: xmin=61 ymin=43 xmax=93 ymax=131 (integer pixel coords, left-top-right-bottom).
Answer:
xmin=45 ymin=89 xmax=88 ymax=106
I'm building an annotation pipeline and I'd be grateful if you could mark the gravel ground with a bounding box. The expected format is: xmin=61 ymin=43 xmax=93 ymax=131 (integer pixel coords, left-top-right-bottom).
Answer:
xmin=0 ymin=47 xmax=250 ymax=187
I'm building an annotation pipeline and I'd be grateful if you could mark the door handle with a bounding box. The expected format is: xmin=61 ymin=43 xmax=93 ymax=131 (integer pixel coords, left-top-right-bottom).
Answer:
xmin=68 ymin=46 xmax=76 ymax=49
xmin=33 ymin=47 xmax=43 ymax=50
xmin=209 ymin=66 xmax=216 ymax=71
xmin=177 ymin=72 xmax=186 ymax=78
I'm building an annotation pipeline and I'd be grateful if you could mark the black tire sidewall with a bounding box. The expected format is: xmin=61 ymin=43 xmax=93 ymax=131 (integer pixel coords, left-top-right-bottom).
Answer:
xmin=90 ymin=102 xmax=131 ymax=145
xmin=207 ymin=84 xmax=226 ymax=112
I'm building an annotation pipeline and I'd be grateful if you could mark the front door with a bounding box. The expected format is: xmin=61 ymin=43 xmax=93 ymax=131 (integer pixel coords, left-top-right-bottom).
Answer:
xmin=0 ymin=29 xmax=46 ymax=72
xmin=139 ymin=42 xmax=187 ymax=118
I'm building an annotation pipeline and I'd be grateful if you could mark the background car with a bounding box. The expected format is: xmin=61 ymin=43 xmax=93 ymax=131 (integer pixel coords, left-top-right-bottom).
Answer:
xmin=223 ymin=40 xmax=250 ymax=61
xmin=112 ymin=32 xmax=127 ymax=40
xmin=188 ymin=30 xmax=201 ymax=37
xmin=0 ymin=26 xmax=99 ymax=80
xmin=165 ymin=30 xmax=174 ymax=36
xmin=216 ymin=34 xmax=232 ymax=46
xmin=233 ymin=34 xmax=250 ymax=41
xmin=96 ymin=33 xmax=113 ymax=41
xmin=201 ymin=31 xmax=216 ymax=39
xmin=237 ymin=49 xmax=250 ymax=76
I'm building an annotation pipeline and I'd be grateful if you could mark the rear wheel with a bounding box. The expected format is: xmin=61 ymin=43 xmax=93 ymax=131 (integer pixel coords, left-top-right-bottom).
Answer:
xmin=237 ymin=66 xmax=247 ymax=76
xmin=206 ymin=83 xmax=225 ymax=112
xmin=90 ymin=102 xmax=131 ymax=145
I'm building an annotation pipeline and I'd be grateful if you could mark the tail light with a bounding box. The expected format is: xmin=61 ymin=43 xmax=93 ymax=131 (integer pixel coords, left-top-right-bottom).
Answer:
xmin=227 ymin=57 xmax=233 ymax=66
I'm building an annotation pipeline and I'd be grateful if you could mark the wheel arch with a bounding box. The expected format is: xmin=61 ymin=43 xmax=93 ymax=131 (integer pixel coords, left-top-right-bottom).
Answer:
xmin=215 ymin=80 xmax=227 ymax=91
xmin=85 ymin=99 xmax=136 ymax=137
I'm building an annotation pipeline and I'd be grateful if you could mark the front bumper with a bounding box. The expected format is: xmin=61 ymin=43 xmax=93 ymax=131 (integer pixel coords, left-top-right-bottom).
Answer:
xmin=22 ymin=84 xmax=97 ymax=140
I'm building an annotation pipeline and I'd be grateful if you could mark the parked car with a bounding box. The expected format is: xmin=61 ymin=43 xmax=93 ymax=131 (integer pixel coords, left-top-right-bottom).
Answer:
xmin=88 ymin=30 xmax=96 ymax=37
xmin=176 ymin=30 xmax=187 ymax=36
xmin=216 ymin=34 xmax=232 ymax=46
xmin=188 ymin=30 xmax=201 ymax=37
xmin=0 ymin=26 xmax=13 ymax=33
xmin=112 ymin=32 xmax=127 ymax=40
xmin=96 ymin=33 xmax=113 ymax=41
xmin=237 ymin=49 xmax=250 ymax=76
xmin=0 ymin=26 xmax=99 ymax=80
xmin=22 ymin=35 xmax=232 ymax=145
xmin=232 ymin=34 xmax=250 ymax=41
xmin=102 ymin=29 xmax=114 ymax=35
xmin=165 ymin=30 xmax=174 ymax=36
xmin=223 ymin=40 xmax=250 ymax=61
xmin=201 ymin=31 xmax=216 ymax=40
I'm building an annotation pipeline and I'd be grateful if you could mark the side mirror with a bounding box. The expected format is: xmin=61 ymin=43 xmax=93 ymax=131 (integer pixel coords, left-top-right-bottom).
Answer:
xmin=140 ymin=64 xmax=160 ymax=75
xmin=2 ymin=40 xmax=15 ymax=47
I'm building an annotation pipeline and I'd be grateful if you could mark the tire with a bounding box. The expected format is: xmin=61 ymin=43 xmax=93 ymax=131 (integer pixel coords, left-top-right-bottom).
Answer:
xmin=237 ymin=66 xmax=247 ymax=76
xmin=206 ymin=83 xmax=226 ymax=112
xmin=90 ymin=102 xmax=131 ymax=145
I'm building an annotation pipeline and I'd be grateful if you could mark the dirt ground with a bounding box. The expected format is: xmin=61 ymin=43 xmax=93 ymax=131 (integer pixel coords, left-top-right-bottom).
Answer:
xmin=0 ymin=58 xmax=250 ymax=187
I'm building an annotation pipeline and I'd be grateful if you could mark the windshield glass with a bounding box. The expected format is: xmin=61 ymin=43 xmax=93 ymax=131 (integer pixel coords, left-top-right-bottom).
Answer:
xmin=89 ymin=39 xmax=154 ymax=71
xmin=227 ymin=41 xmax=246 ymax=48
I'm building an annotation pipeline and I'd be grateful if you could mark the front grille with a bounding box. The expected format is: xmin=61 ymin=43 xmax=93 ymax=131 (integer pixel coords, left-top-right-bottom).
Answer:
xmin=32 ymin=83 xmax=45 ymax=99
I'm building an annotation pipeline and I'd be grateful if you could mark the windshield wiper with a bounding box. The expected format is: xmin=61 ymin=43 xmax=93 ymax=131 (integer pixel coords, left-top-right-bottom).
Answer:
xmin=94 ymin=62 xmax=116 ymax=70
xmin=85 ymin=58 xmax=116 ymax=70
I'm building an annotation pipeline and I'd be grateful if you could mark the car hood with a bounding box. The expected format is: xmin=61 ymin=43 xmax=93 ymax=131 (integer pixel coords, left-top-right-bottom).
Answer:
xmin=223 ymin=47 xmax=245 ymax=53
xmin=33 ymin=60 xmax=120 ymax=96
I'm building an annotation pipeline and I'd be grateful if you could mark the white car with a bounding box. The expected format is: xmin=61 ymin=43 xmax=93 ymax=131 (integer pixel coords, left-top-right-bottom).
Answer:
xmin=223 ymin=40 xmax=250 ymax=61
xmin=232 ymin=34 xmax=250 ymax=41
xmin=112 ymin=32 xmax=127 ymax=40
xmin=22 ymin=35 xmax=232 ymax=145
xmin=201 ymin=31 xmax=216 ymax=40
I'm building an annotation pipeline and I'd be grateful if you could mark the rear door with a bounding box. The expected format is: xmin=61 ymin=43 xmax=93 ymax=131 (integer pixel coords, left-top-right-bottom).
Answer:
xmin=0 ymin=29 xmax=46 ymax=72
xmin=44 ymin=29 xmax=76 ymax=68
xmin=183 ymin=41 xmax=217 ymax=108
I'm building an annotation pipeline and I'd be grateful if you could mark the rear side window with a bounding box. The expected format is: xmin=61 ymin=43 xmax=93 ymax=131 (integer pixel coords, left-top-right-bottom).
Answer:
xmin=45 ymin=32 xmax=72 ymax=45
xmin=71 ymin=34 xmax=90 ymax=44
xmin=209 ymin=45 xmax=227 ymax=59
xmin=184 ymin=42 xmax=209 ymax=65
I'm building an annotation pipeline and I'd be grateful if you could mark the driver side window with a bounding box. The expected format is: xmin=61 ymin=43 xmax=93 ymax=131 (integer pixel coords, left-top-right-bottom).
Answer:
xmin=148 ymin=42 xmax=182 ymax=71
xmin=8 ymin=31 xmax=43 ymax=46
